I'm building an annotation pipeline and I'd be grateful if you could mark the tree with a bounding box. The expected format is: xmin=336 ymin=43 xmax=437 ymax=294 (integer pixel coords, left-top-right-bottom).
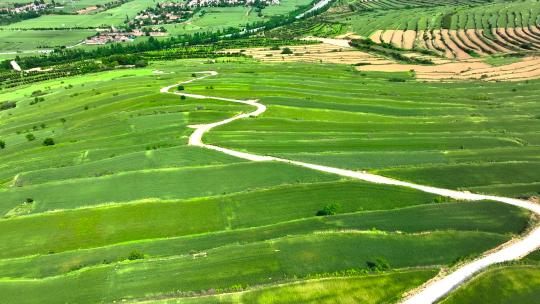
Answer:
xmin=316 ymin=203 xmax=341 ymax=216
xmin=43 ymin=138 xmax=55 ymax=146
xmin=281 ymin=47 xmax=293 ymax=54
xmin=0 ymin=140 xmax=5 ymax=149
xmin=26 ymin=133 xmax=35 ymax=141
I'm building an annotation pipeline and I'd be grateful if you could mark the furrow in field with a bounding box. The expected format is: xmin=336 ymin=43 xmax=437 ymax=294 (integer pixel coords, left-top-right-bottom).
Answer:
xmin=432 ymin=30 xmax=455 ymax=59
xmin=465 ymin=29 xmax=497 ymax=54
xmin=441 ymin=29 xmax=471 ymax=59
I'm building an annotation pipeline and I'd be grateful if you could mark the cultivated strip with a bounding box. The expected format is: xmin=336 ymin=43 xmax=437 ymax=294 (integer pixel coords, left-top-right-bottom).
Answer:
xmin=161 ymin=71 xmax=540 ymax=304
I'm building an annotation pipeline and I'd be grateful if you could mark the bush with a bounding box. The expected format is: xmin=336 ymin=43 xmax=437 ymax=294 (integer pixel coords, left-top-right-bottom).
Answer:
xmin=316 ymin=203 xmax=341 ymax=216
xmin=270 ymin=45 xmax=280 ymax=50
xmin=42 ymin=138 xmax=55 ymax=146
xmin=366 ymin=257 xmax=391 ymax=272
xmin=281 ymin=47 xmax=293 ymax=54
xmin=0 ymin=140 xmax=5 ymax=149
xmin=180 ymin=95 xmax=186 ymax=100
xmin=26 ymin=133 xmax=35 ymax=141
xmin=0 ymin=101 xmax=16 ymax=111
xmin=127 ymin=250 xmax=144 ymax=260
xmin=177 ymin=85 xmax=184 ymax=90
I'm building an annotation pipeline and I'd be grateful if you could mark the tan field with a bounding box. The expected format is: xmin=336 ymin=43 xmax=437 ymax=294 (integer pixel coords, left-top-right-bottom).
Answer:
xmin=356 ymin=56 xmax=540 ymax=82
xmin=222 ymin=43 xmax=393 ymax=65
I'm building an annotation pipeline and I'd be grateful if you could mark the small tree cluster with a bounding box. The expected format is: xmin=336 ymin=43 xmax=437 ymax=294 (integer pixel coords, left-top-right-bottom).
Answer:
xmin=281 ymin=47 xmax=293 ymax=54
xmin=316 ymin=203 xmax=341 ymax=216
xmin=43 ymin=138 xmax=55 ymax=146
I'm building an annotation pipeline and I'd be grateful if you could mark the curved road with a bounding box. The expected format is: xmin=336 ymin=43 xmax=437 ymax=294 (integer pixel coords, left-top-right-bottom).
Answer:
xmin=161 ymin=71 xmax=540 ymax=303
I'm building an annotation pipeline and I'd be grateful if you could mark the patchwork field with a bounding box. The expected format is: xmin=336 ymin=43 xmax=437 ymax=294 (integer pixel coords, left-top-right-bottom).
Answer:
xmin=0 ymin=58 xmax=536 ymax=303
xmin=169 ymin=63 xmax=540 ymax=198
xmin=273 ymin=0 xmax=540 ymax=62
xmin=2 ymin=0 xmax=540 ymax=301
xmin=0 ymin=0 xmax=315 ymax=53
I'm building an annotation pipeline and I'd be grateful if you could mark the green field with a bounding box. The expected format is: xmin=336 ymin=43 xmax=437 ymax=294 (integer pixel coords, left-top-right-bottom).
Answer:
xmin=0 ymin=29 xmax=94 ymax=51
xmin=3 ymin=0 xmax=158 ymax=29
xmin=326 ymin=0 xmax=540 ymax=35
xmin=0 ymin=57 xmax=536 ymax=302
xmin=159 ymin=269 xmax=438 ymax=303
xmin=442 ymin=264 xmax=540 ymax=303
xmin=169 ymin=63 xmax=540 ymax=197
xmin=0 ymin=0 xmax=315 ymax=54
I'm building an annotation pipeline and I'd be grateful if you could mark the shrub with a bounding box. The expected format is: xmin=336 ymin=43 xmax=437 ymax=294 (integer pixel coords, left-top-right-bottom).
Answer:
xmin=177 ymin=85 xmax=184 ymax=90
xmin=316 ymin=203 xmax=342 ymax=216
xmin=366 ymin=257 xmax=391 ymax=272
xmin=26 ymin=133 xmax=35 ymax=141
xmin=180 ymin=95 xmax=186 ymax=100
xmin=42 ymin=138 xmax=55 ymax=146
xmin=0 ymin=140 xmax=5 ymax=149
xmin=281 ymin=47 xmax=293 ymax=54
xmin=127 ymin=250 xmax=144 ymax=260
xmin=433 ymin=196 xmax=446 ymax=203
xmin=0 ymin=101 xmax=16 ymax=111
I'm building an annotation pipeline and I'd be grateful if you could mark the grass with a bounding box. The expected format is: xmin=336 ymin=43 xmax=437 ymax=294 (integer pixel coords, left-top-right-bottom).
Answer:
xmin=0 ymin=231 xmax=509 ymax=303
xmin=484 ymin=55 xmax=524 ymax=67
xmin=176 ymin=62 xmax=540 ymax=197
xmin=166 ymin=269 xmax=438 ymax=303
xmin=0 ymin=58 xmax=536 ymax=302
xmin=0 ymin=200 xmax=527 ymax=273
xmin=0 ymin=29 xmax=95 ymax=52
xmin=441 ymin=265 xmax=540 ymax=304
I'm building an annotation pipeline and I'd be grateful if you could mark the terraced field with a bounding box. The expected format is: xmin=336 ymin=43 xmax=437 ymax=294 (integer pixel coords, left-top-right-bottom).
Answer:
xmin=189 ymin=63 xmax=540 ymax=197
xmin=312 ymin=0 xmax=540 ymax=59
xmin=0 ymin=58 xmax=536 ymax=303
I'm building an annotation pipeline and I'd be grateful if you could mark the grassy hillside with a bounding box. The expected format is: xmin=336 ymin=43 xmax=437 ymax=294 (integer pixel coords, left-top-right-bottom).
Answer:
xmin=442 ymin=264 xmax=540 ymax=303
xmin=0 ymin=58 xmax=536 ymax=303
xmin=177 ymin=63 xmax=540 ymax=197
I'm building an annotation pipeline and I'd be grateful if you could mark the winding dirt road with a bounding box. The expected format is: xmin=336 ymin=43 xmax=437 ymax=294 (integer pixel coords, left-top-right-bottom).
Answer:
xmin=161 ymin=71 xmax=540 ymax=303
